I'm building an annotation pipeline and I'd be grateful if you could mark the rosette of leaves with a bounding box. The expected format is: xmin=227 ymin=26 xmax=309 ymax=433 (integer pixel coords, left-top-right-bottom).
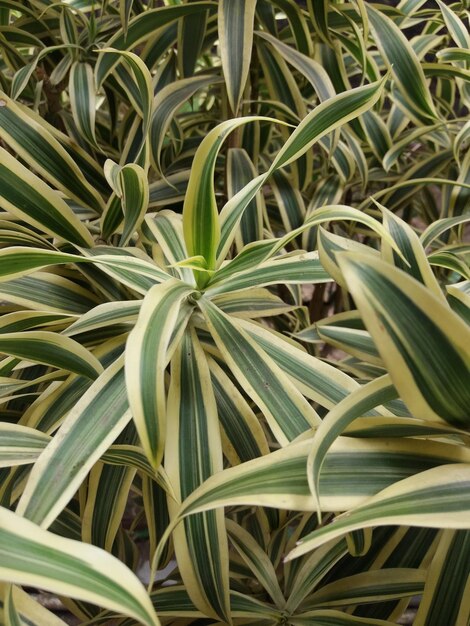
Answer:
xmin=0 ymin=1 xmax=469 ymax=625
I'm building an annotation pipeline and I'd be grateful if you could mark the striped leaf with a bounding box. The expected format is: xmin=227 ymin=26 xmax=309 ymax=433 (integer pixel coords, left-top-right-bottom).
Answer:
xmin=212 ymin=288 xmax=294 ymax=319
xmin=0 ymin=424 xmax=49 ymax=467
xmin=0 ymin=506 xmax=159 ymax=626
xmin=291 ymin=610 xmax=397 ymax=625
xmin=285 ymin=538 xmax=348 ymax=613
xmin=177 ymin=9 xmax=208 ymax=77
xmin=380 ymin=205 xmax=443 ymax=298
xmin=255 ymin=31 xmax=334 ymax=102
xmin=0 ymin=148 xmax=94 ymax=247
xmin=207 ymin=251 xmax=331 ymax=296
xmin=366 ymin=5 xmax=437 ymax=121
xmin=0 ymin=93 xmax=104 ymax=213
xmin=307 ymin=375 xmax=396 ymax=516
xmin=413 ymin=529 xmax=470 ymax=626
xmin=226 ymin=519 xmax=285 ymax=608
xmin=95 ymin=3 xmax=215 ymax=85
xmin=218 ymin=0 xmax=257 ymax=114
xmin=81 ymin=248 xmax=172 ymax=294
xmin=182 ymin=116 xmax=272 ymax=278
xmin=198 ymin=297 xmax=320 ymax=444
xmin=0 ymin=331 xmax=103 ymax=378
xmin=97 ymin=49 xmax=153 ymax=155
xmin=227 ymin=148 xmax=264 ymax=248
xmin=82 ymin=456 xmax=136 ymax=551
xmin=304 ymin=568 xmax=425 ymax=609
xmin=125 ymin=279 xmax=194 ymax=468
xmin=69 ymin=62 xmax=98 ymax=148
xmin=0 ymin=273 xmax=99 ymax=314
xmin=240 ymin=320 xmax=362 ymax=409
xmin=179 ymin=437 xmax=470 ymax=518
xmin=16 ymin=356 xmax=131 ymax=528
xmin=164 ymin=328 xmax=230 ymax=622
xmin=0 ymin=248 xmax=81 ymax=282
xmin=119 ymin=164 xmax=149 ymax=246
xmin=208 ymin=356 xmax=270 ymax=464
xmin=436 ymin=0 xmax=470 ymax=49
xmin=338 ymin=253 xmax=470 ymax=428
xmin=64 ymin=301 xmax=140 ymax=337
xmin=150 ymin=75 xmax=220 ymax=177
xmin=287 ymin=464 xmax=470 ymax=561
xmin=0 ymin=583 xmax=68 ymax=626
xmin=271 ymin=75 xmax=387 ymax=170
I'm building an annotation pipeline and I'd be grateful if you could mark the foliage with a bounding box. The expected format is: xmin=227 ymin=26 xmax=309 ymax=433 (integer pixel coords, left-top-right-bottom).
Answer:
xmin=0 ymin=0 xmax=469 ymax=624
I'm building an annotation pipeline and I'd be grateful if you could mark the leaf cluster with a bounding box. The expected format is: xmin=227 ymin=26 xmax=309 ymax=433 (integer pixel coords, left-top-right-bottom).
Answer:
xmin=0 ymin=1 xmax=469 ymax=625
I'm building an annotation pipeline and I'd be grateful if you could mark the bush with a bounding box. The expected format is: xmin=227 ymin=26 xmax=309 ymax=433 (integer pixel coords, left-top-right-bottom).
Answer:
xmin=0 ymin=1 xmax=469 ymax=624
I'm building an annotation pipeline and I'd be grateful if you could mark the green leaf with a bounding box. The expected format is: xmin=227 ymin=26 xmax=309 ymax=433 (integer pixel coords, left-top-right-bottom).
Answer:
xmin=69 ymin=62 xmax=99 ymax=149
xmin=0 ymin=506 xmax=159 ymax=626
xmin=366 ymin=5 xmax=437 ymax=121
xmin=198 ymin=298 xmax=320 ymax=444
xmin=288 ymin=464 xmax=470 ymax=561
xmin=0 ymin=92 xmax=104 ymax=213
xmin=0 ymin=331 xmax=103 ymax=378
xmin=338 ymin=253 xmax=470 ymax=428
xmin=0 ymin=148 xmax=94 ymax=247
xmin=413 ymin=530 xmax=470 ymax=626
xmin=119 ymin=164 xmax=149 ymax=246
xmin=125 ymin=279 xmax=194 ymax=468
xmin=95 ymin=3 xmax=215 ymax=85
xmin=218 ymin=0 xmax=257 ymax=114
xmin=16 ymin=356 xmax=131 ymax=528
xmin=164 ymin=328 xmax=230 ymax=622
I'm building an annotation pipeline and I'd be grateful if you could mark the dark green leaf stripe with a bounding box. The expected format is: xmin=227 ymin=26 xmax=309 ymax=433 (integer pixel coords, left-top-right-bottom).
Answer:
xmin=198 ymin=298 xmax=316 ymax=442
xmin=272 ymin=77 xmax=386 ymax=169
xmin=69 ymin=62 xmax=98 ymax=147
xmin=207 ymin=253 xmax=331 ymax=295
xmin=17 ymin=357 xmax=131 ymax=527
xmin=166 ymin=329 xmax=229 ymax=621
xmin=0 ymin=332 xmax=102 ymax=378
xmin=96 ymin=3 xmax=215 ymax=85
xmin=0 ymin=507 xmax=159 ymax=626
xmin=0 ymin=95 xmax=103 ymax=213
xmin=289 ymin=464 xmax=470 ymax=560
xmin=219 ymin=0 xmax=257 ymax=113
xmin=0 ymin=150 xmax=93 ymax=247
xmin=339 ymin=254 xmax=470 ymax=427
xmin=366 ymin=5 xmax=437 ymax=120
xmin=181 ymin=439 xmax=470 ymax=516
